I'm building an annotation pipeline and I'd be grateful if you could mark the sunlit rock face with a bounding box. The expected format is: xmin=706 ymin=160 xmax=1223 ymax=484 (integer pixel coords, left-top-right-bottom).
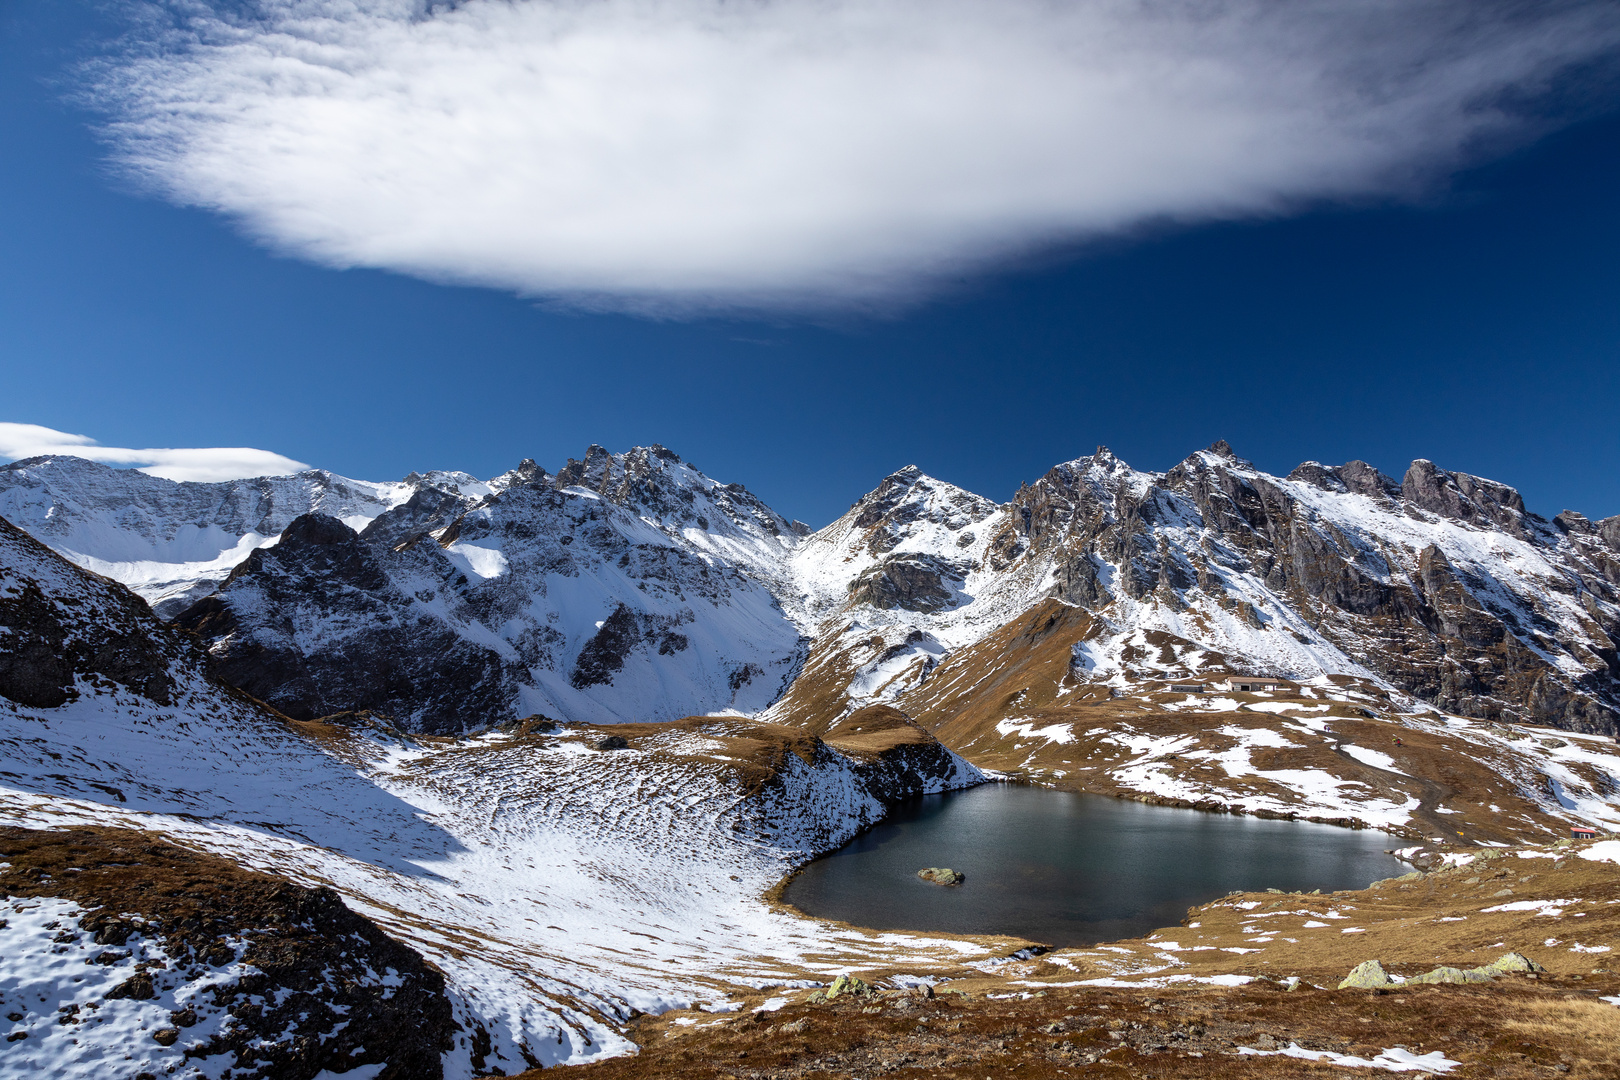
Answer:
xmin=4 ymin=441 xmax=1617 ymax=736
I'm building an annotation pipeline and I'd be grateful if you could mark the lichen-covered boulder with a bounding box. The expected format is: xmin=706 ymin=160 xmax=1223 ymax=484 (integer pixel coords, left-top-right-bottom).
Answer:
xmin=1338 ymin=960 xmax=1393 ymax=989
xmin=917 ymin=867 xmax=965 ymax=886
xmin=1409 ymin=966 xmax=1491 ymax=985
xmin=825 ymin=974 xmax=871 ymax=1000
xmin=1478 ymin=952 xmax=1544 ymax=975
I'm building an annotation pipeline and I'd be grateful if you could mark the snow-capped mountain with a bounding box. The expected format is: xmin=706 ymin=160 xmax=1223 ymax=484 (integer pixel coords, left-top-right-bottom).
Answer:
xmin=2 ymin=440 xmax=1616 ymax=738
xmin=0 ymin=448 xmax=810 ymax=732
xmin=777 ymin=442 xmax=1620 ymax=739
xmin=0 ymin=455 xmax=474 ymax=617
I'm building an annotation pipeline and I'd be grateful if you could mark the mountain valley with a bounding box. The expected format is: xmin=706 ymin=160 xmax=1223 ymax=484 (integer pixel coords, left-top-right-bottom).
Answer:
xmin=3 ymin=440 xmax=1620 ymax=1077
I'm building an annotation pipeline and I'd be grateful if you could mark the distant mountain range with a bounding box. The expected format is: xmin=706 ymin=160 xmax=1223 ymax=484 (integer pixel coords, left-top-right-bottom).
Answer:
xmin=2 ymin=441 xmax=1616 ymax=739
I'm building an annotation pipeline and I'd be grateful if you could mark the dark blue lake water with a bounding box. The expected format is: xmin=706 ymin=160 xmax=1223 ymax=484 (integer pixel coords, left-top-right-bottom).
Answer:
xmin=782 ymin=784 xmax=1404 ymax=946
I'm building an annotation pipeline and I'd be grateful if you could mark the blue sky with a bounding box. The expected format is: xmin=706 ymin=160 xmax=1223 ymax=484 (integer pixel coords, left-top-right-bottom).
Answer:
xmin=2 ymin=1 xmax=1618 ymax=527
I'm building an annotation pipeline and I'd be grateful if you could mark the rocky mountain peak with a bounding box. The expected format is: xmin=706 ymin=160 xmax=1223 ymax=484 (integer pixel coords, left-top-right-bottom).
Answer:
xmin=279 ymin=513 xmax=360 ymax=548
xmin=1340 ymin=459 xmax=1402 ymax=498
xmin=1087 ymin=446 xmax=1127 ymax=472
xmin=1286 ymin=461 xmax=1341 ymax=491
xmin=547 ymin=443 xmax=691 ymax=496
xmin=851 ymin=466 xmax=930 ymax=528
xmin=849 ymin=467 xmax=996 ymax=534
xmin=552 ymin=444 xmax=615 ymax=492
xmin=490 ymin=457 xmax=550 ymax=491
xmin=546 ymin=443 xmax=793 ymax=548
xmin=1287 ymin=459 xmax=1401 ymax=499
xmin=1402 ymin=459 xmax=1531 ymax=536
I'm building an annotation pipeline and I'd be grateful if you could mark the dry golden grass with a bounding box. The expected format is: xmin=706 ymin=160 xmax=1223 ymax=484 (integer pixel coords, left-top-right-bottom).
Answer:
xmin=1501 ymin=998 xmax=1620 ymax=1078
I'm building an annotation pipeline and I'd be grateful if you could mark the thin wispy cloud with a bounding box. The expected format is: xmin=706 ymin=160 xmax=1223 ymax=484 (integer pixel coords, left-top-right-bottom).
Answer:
xmin=91 ymin=0 xmax=1620 ymax=313
xmin=0 ymin=423 xmax=309 ymax=483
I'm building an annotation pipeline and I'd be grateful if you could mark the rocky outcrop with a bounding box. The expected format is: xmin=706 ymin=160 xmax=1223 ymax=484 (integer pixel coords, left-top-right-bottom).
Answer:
xmin=175 ymin=514 xmax=517 ymax=733
xmin=570 ymin=603 xmax=691 ymax=689
xmin=848 ymin=553 xmax=966 ymax=612
xmin=968 ymin=443 xmax=1620 ymax=735
xmin=1402 ymin=459 xmax=1532 ymax=538
xmin=748 ymin=707 xmax=985 ymax=853
xmin=1336 ymin=952 xmax=1544 ymax=990
xmin=0 ymin=516 xmax=184 ymax=708
xmin=818 ymin=705 xmax=984 ymax=806
xmin=0 ymin=826 xmax=454 ymax=1080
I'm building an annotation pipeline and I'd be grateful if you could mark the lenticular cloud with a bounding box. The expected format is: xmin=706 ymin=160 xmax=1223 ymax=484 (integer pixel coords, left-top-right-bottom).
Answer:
xmin=0 ymin=423 xmax=308 ymax=483
xmin=95 ymin=0 xmax=1620 ymax=312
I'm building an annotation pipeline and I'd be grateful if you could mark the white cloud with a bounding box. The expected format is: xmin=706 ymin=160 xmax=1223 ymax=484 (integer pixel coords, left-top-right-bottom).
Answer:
xmin=0 ymin=423 xmax=309 ymax=483
xmin=92 ymin=0 xmax=1620 ymax=312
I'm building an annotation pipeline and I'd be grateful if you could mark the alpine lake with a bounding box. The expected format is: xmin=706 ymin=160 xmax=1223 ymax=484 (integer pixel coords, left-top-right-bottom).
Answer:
xmin=782 ymin=783 xmax=1406 ymax=947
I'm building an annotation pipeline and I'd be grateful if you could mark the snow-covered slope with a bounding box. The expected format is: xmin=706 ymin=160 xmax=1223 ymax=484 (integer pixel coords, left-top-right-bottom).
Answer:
xmin=0 ymin=455 xmax=438 ymax=616
xmin=0 ymin=519 xmax=988 ymax=1076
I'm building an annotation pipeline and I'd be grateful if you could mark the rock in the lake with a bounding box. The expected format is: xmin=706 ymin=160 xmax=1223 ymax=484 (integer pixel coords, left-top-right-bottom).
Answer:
xmin=917 ymin=867 xmax=964 ymax=886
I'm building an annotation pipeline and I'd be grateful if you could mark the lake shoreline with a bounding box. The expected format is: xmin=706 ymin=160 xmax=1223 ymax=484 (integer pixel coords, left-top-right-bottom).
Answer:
xmin=776 ymin=783 xmax=1406 ymax=947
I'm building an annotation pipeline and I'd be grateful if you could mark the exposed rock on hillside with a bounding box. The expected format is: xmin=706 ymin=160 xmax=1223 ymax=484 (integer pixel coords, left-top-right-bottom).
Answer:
xmin=5 ymin=441 xmax=1618 ymax=739
xmin=162 ymin=447 xmax=808 ymax=733
xmin=175 ymin=513 xmax=517 ymax=729
xmin=800 ymin=443 xmax=1618 ymax=737
xmin=0 ymin=827 xmax=453 ymax=1080
xmin=0 ymin=516 xmax=190 ymax=708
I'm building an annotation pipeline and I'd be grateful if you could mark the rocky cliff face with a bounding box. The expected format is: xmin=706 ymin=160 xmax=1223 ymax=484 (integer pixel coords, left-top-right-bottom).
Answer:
xmin=5 ymin=441 xmax=1617 ymax=738
xmin=972 ymin=444 xmax=1620 ymax=734
xmin=0 ymin=516 xmax=195 ymax=709
xmin=174 ymin=512 xmax=519 ymax=729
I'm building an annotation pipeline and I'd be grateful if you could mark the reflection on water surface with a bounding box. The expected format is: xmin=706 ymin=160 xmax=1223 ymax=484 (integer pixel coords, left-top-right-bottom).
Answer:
xmin=783 ymin=783 xmax=1404 ymax=946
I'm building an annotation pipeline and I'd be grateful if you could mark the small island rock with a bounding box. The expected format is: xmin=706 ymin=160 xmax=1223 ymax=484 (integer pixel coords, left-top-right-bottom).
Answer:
xmin=917 ymin=867 xmax=964 ymax=886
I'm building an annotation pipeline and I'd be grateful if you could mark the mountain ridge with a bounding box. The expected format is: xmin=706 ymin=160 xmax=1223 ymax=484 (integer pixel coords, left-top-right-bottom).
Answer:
xmin=2 ymin=441 xmax=1617 ymax=741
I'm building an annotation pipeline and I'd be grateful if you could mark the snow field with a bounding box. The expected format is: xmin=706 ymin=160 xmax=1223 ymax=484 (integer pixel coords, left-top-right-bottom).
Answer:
xmin=1 ymin=684 xmax=988 ymax=1074
xmin=0 ymin=898 xmax=259 ymax=1080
